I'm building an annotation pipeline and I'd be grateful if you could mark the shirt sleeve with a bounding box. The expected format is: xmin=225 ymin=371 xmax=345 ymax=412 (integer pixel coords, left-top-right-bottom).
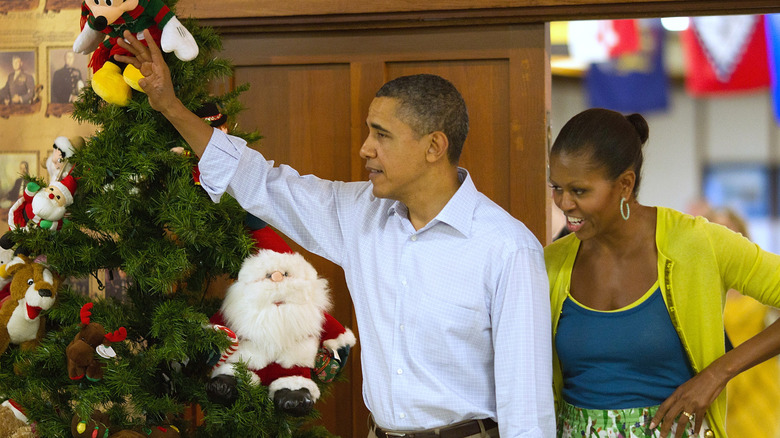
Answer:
xmin=197 ymin=129 xmax=349 ymax=264
xmin=708 ymin=221 xmax=780 ymax=307
xmin=492 ymin=243 xmax=556 ymax=437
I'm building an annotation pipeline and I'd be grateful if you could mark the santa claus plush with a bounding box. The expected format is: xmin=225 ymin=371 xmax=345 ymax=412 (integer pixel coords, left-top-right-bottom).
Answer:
xmin=206 ymin=247 xmax=356 ymax=417
xmin=0 ymin=175 xmax=78 ymax=252
xmin=8 ymin=175 xmax=77 ymax=232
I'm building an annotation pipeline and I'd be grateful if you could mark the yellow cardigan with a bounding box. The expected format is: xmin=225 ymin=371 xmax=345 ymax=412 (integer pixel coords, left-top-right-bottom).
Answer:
xmin=545 ymin=207 xmax=780 ymax=437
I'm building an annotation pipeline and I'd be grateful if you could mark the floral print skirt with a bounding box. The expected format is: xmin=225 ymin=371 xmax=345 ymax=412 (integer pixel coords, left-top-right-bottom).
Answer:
xmin=558 ymin=400 xmax=708 ymax=438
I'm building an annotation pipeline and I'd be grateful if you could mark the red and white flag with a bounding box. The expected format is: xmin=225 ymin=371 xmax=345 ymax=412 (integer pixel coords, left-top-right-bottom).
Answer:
xmin=681 ymin=15 xmax=770 ymax=96
xmin=568 ymin=20 xmax=641 ymax=64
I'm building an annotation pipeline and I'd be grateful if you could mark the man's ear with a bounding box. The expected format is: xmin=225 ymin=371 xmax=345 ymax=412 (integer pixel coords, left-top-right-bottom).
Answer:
xmin=425 ymin=131 xmax=449 ymax=163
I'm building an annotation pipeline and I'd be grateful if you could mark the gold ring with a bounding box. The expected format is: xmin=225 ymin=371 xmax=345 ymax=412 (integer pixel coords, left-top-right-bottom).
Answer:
xmin=682 ymin=411 xmax=694 ymax=420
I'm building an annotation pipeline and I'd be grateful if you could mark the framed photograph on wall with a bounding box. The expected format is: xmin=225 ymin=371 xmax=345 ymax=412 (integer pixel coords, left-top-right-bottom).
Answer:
xmin=0 ymin=150 xmax=39 ymax=207
xmin=44 ymin=0 xmax=82 ymax=12
xmin=0 ymin=49 xmax=40 ymax=117
xmin=46 ymin=47 xmax=89 ymax=117
xmin=0 ymin=0 xmax=39 ymax=13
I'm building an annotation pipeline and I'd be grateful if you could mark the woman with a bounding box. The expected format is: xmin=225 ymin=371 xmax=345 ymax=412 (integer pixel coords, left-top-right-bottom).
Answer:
xmin=545 ymin=108 xmax=780 ymax=438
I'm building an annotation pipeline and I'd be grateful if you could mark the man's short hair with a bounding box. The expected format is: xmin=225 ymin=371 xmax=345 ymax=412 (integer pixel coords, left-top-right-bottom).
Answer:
xmin=376 ymin=74 xmax=469 ymax=164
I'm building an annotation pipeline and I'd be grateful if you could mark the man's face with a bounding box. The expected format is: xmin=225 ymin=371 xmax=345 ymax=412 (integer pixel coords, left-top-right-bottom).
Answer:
xmin=52 ymin=147 xmax=65 ymax=170
xmin=64 ymin=51 xmax=75 ymax=67
xmin=359 ymin=97 xmax=431 ymax=203
xmin=11 ymin=57 xmax=21 ymax=71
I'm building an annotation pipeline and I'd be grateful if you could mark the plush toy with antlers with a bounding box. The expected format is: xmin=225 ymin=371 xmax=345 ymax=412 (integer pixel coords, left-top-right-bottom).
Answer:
xmin=66 ymin=302 xmax=127 ymax=382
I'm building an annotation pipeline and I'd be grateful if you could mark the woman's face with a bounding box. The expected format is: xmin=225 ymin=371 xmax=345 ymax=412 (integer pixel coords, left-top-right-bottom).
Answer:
xmin=549 ymin=151 xmax=626 ymax=241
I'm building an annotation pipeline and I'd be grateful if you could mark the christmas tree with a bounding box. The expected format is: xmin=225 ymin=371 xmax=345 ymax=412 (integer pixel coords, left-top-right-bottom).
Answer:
xmin=0 ymin=2 xmax=343 ymax=436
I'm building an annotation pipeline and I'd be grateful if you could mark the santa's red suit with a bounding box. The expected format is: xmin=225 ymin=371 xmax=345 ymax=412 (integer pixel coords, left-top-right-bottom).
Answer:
xmin=208 ymin=309 xmax=355 ymax=401
xmin=8 ymin=175 xmax=76 ymax=231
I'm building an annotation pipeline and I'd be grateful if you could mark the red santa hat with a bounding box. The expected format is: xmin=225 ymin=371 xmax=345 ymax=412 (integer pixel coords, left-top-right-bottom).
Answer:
xmin=51 ymin=173 xmax=77 ymax=206
xmin=53 ymin=136 xmax=84 ymax=159
xmin=245 ymin=213 xmax=294 ymax=254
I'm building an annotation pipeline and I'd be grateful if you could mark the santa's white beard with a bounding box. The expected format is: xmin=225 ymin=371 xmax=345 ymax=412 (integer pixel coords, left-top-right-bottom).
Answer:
xmin=222 ymin=278 xmax=329 ymax=360
xmin=31 ymin=192 xmax=66 ymax=221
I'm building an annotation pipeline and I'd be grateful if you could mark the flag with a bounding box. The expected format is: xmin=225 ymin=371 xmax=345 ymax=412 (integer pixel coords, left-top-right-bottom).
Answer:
xmin=585 ymin=19 xmax=669 ymax=114
xmin=766 ymin=14 xmax=780 ymax=122
xmin=681 ymin=15 xmax=770 ymax=96
xmin=567 ymin=20 xmax=641 ymax=64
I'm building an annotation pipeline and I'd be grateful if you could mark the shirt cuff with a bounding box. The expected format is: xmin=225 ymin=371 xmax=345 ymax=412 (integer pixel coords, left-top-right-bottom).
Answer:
xmin=198 ymin=128 xmax=247 ymax=203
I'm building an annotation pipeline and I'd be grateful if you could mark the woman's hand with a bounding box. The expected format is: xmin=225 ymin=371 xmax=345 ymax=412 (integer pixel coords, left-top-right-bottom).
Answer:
xmin=649 ymin=365 xmax=727 ymax=437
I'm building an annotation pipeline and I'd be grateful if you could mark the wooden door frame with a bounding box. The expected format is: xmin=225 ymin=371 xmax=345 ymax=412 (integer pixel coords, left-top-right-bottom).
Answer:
xmin=180 ymin=0 xmax=780 ymax=32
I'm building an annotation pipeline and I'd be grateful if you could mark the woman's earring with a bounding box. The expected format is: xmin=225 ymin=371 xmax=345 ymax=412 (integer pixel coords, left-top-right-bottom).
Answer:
xmin=620 ymin=197 xmax=630 ymax=221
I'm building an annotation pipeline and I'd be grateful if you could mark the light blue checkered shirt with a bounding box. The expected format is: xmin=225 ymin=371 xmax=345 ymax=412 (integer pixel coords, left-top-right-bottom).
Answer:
xmin=198 ymin=129 xmax=555 ymax=437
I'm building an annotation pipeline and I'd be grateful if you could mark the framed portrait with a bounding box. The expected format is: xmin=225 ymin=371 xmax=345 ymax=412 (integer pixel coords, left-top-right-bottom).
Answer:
xmin=0 ymin=0 xmax=39 ymax=13
xmin=0 ymin=49 xmax=40 ymax=117
xmin=46 ymin=47 xmax=89 ymax=117
xmin=44 ymin=0 xmax=81 ymax=12
xmin=0 ymin=151 xmax=39 ymax=215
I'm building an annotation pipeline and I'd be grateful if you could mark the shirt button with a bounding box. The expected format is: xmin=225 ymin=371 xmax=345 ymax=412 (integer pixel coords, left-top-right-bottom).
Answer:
xmin=397 ymin=368 xmax=403 ymax=375
xmin=410 ymin=235 xmax=417 ymax=241
xmin=401 ymin=279 xmax=407 ymax=286
xmin=399 ymin=413 xmax=406 ymax=419
xmin=399 ymin=324 xmax=405 ymax=331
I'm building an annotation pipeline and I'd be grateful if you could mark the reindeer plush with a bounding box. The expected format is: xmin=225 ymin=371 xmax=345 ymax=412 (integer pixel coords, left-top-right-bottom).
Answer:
xmin=66 ymin=302 xmax=127 ymax=381
xmin=0 ymin=254 xmax=61 ymax=356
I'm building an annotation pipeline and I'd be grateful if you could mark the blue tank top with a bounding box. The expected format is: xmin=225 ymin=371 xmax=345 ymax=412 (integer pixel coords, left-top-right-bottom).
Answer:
xmin=556 ymin=285 xmax=694 ymax=409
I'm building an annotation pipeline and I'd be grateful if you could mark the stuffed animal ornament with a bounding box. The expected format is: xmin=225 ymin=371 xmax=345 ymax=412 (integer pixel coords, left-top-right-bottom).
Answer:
xmin=0 ymin=255 xmax=61 ymax=356
xmin=206 ymin=249 xmax=356 ymax=417
xmin=66 ymin=302 xmax=128 ymax=382
xmin=0 ymin=247 xmax=13 ymax=305
xmin=73 ymin=0 xmax=199 ymax=106
xmin=71 ymin=410 xmax=180 ymax=438
xmin=0 ymin=175 xmax=78 ymax=253
xmin=0 ymin=399 xmax=34 ymax=438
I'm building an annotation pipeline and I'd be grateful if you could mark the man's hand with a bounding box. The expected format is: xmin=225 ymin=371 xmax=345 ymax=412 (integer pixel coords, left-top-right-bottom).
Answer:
xmin=115 ymin=30 xmax=178 ymax=115
xmin=115 ymin=29 xmax=216 ymax=156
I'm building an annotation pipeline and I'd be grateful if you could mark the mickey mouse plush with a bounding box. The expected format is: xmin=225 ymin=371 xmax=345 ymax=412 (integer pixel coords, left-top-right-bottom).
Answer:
xmin=73 ymin=0 xmax=198 ymax=106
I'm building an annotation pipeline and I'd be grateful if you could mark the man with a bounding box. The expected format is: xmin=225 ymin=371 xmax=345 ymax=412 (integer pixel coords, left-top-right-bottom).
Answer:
xmin=51 ymin=51 xmax=85 ymax=104
xmin=116 ymin=30 xmax=555 ymax=437
xmin=5 ymin=161 xmax=28 ymax=203
xmin=0 ymin=55 xmax=35 ymax=105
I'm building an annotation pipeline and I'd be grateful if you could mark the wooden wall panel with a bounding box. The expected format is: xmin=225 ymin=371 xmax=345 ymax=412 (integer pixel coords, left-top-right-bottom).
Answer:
xmin=234 ymin=64 xmax=352 ymax=176
xmin=232 ymin=63 xmax=358 ymax=437
xmin=221 ymin=23 xmax=549 ymax=437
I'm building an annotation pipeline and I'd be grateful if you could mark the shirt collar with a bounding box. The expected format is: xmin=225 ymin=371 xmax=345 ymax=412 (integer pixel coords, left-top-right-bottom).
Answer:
xmin=387 ymin=168 xmax=477 ymax=238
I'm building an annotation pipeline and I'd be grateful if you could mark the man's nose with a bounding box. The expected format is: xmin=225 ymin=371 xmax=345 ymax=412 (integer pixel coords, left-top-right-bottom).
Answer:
xmin=359 ymin=139 xmax=374 ymax=159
